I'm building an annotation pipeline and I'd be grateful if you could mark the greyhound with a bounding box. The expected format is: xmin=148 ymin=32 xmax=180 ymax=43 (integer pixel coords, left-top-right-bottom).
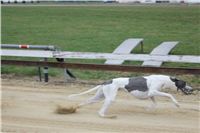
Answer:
xmin=68 ymin=75 xmax=193 ymax=118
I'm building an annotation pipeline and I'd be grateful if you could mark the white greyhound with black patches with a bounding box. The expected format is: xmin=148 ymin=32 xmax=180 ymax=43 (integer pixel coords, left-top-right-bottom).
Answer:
xmin=68 ymin=75 xmax=193 ymax=118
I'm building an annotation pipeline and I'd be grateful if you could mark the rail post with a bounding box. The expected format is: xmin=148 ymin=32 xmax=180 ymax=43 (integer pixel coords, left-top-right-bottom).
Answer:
xmin=38 ymin=66 xmax=42 ymax=82
xmin=43 ymin=58 xmax=49 ymax=82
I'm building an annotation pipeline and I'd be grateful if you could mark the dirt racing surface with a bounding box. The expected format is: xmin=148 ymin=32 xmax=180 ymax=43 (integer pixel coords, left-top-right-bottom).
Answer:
xmin=1 ymin=76 xmax=200 ymax=133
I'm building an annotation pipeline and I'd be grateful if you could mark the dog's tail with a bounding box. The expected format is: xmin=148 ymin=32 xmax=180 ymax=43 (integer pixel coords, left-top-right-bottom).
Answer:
xmin=68 ymin=85 xmax=101 ymax=100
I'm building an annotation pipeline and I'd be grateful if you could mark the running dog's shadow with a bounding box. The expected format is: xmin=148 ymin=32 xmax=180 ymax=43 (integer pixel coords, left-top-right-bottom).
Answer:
xmin=108 ymin=103 xmax=199 ymax=117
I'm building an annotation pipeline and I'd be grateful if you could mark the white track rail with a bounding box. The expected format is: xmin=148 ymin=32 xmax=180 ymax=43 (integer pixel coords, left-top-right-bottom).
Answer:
xmin=1 ymin=49 xmax=200 ymax=64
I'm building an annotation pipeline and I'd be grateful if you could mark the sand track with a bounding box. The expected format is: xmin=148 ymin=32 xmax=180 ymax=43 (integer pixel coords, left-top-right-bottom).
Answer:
xmin=1 ymin=77 xmax=199 ymax=133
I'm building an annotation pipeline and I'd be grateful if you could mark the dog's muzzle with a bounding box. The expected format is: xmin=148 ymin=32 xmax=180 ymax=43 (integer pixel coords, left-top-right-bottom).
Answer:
xmin=178 ymin=85 xmax=193 ymax=95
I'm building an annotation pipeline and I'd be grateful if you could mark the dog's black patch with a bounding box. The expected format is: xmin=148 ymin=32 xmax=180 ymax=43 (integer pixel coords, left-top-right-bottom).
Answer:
xmin=102 ymin=80 xmax=113 ymax=85
xmin=125 ymin=77 xmax=148 ymax=92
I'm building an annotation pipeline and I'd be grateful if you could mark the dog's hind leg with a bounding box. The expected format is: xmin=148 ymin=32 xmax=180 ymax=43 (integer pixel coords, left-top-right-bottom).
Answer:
xmin=98 ymin=99 xmax=116 ymax=118
xmin=78 ymin=88 xmax=104 ymax=108
xmin=146 ymin=96 xmax=157 ymax=111
xmin=150 ymin=96 xmax=157 ymax=107
xmin=98 ymin=85 xmax=118 ymax=118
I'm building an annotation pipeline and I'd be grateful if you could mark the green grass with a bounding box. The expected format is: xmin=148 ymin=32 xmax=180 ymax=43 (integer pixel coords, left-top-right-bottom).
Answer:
xmin=1 ymin=5 xmax=200 ymax=80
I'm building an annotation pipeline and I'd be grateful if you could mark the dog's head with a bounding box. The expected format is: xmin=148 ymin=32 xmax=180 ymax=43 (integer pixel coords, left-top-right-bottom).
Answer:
xmin=170 ymin=77 xmax=193 ymax=95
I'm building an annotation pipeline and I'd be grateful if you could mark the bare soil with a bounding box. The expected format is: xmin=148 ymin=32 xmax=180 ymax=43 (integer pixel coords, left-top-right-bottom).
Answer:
xmin=1 ymin=76 xmax=200 ymax=133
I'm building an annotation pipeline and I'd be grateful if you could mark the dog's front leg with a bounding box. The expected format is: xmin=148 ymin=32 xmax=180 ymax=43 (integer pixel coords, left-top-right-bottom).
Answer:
xmin=149 ymin=91 xmax=180 ymax=107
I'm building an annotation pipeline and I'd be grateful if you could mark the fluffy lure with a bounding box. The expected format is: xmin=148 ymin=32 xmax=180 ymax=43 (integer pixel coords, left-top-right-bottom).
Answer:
xmin=55 ymin=105 xmax=78 ymax=114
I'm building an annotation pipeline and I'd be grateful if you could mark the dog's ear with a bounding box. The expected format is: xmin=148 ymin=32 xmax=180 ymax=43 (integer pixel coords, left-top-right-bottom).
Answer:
xmin=170 ymin=77 xmax=180 ymax=92
xmin=170 ymin=77 xmax=178 ymax=82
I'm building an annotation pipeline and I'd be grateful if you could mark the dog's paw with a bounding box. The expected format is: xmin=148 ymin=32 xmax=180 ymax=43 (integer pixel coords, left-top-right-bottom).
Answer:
xmin=98 ymin=112 xmax=117 ymax=119
xmin=100 ymin=115 xmax=117 ymax=119
xmin=174 ymin=103 xmax=180 ymax=108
